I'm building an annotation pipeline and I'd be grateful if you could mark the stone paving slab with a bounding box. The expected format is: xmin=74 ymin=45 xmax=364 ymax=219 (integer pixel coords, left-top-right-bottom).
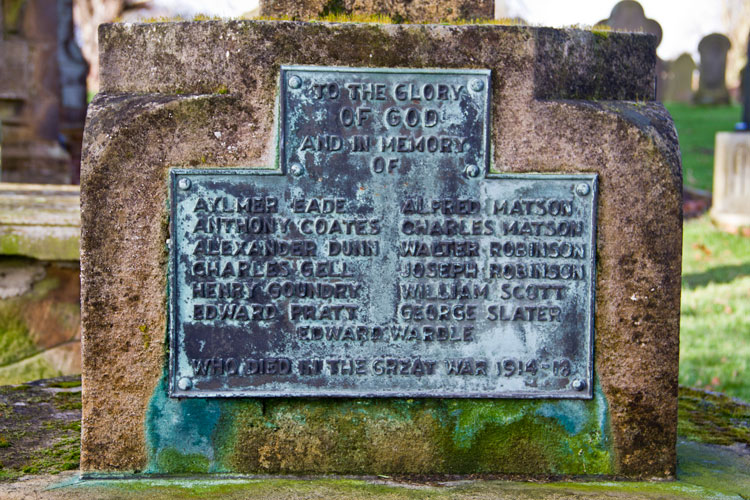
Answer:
xmin=0 ymin=442 xmax=748 ymax=500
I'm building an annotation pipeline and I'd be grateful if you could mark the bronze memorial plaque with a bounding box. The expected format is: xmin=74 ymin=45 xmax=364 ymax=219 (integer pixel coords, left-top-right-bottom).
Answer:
xmin=169 ymin=66 xmax=597 ymax=398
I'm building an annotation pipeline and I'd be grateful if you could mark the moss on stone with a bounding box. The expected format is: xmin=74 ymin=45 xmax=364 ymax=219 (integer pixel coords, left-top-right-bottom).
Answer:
xmin=313 ymin=12 xmax=395 ymax=23
xmin=319 ymin=0 xmax=348 ymax=17
xmin=155 ymin=448 xmax=211 ymax=474
xmin=4 ymin=382 xmax=750 ymax=497
xmin=23 ymin=473 xmax=748 ymax=499
xmin=1 ymin=0 xmax=25 ymax=32
xmin=0 ymin=376 xmax=81 ymax=479
xmin=677 ymin=386 xmax=750 ymax=446
xmin=590 ymin=26 xmax=611 ymax=39
xmin=47 ymin=380 xmax=82 ymax=389
xmin=139 ymin=376 xmax=748 ymax=478
xmin=0 ymin=260 xmax=81 ymax=386
xmin=193 ymin=14 xmax=222 ymax=22
xmin=0 ymin=303 xmax=38 ymax=368
xmin=53 ymin=392 xmax=82 ymax=412
xmin=139 ymin=325 xmax=152 ymax=350
xmin=146 ymin=382 xmax=613 ymax=476
xmin=0 ymin=231 xmax=79 ymax=261
xmin=0 ymin=354 xmax=61 ymax=386
xmin=127 ymin=14 xmax=521 ymax=26
xmin=675 ymin=440 xmax=750 ymax=498
xmin=23 ymin=434 xmax=80 ymax=474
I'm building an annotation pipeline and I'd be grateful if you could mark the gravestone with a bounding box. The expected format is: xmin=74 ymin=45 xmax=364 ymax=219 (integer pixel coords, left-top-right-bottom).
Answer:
xmin=260 ymin=0 xmax=494 ymax=22
xmin=713 ymin=33 xmax=750 ymax=233
xmin=740 ymin=63 xmax=749 ymax=127
xmin=712 ymin=134 xmax=750 ymax=233
xmin=81 ymin=21 xmax=681 ymax=479
xmin=663 ymin=53 xmax=696 ymax=103
xmin=737 ymin=31 xmax=750 ymax=131
xmin=596 ymin=0 xmax=666 ymax=100
xmin=694 ymin=33 xmax=731 ymax=105
xmin=0 ymin=0 xmax=87 ymax=184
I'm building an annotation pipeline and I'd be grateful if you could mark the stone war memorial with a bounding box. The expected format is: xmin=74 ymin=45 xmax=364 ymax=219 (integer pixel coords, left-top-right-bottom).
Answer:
xmin=79 ymin=14 xmax=682 ymax=481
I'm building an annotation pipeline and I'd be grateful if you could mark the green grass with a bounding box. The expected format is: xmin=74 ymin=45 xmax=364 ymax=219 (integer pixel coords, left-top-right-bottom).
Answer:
xmin=664 ymin=102 xmax=740 ymax=192
xmin=680 ymin=215 xmax=750 ymax=401
xmin=666 ymin=103 xmax=750 ymax=402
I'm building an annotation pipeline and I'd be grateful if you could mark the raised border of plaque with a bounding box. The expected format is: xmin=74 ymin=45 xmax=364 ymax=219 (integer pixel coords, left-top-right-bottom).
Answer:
xmin=168 ymin=167 xmax=598 ymax=399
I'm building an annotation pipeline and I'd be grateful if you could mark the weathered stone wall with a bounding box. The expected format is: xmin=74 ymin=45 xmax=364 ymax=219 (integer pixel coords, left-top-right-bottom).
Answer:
xmin=0 ymin=183 xmax=81 ymax=385
xmin=81 ymin=21 xmax=680 ymax=479
xmin=0 ymin=259 xmax=80 ymax=384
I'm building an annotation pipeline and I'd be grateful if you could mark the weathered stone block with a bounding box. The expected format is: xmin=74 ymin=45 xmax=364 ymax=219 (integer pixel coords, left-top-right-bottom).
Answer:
xmin=0 ymin=183 xmax=80 ymax=260
xmin=81 ymin=21 xmax=681 ymax=479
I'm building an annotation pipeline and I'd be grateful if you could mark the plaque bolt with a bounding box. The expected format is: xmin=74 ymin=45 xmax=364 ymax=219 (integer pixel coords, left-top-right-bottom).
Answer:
xmin=572 ymin=379 xmax=586 ymax=391
xmin=177 ymin=178 xmax=191 ymax=190
xmin=288 ymin=75 xmax=302 ymax=89
xmin=470 ymin=79 xmax=485 ymax=92
xmin=576 ymin=183 xmax=590 ymax=196
xmin=465 ymin=164 xmax=480 ymax=178
xmin=290 ymin=163 xmax=305 ymax=177
xmin=177 ymin=377 xmax=192 ymax=391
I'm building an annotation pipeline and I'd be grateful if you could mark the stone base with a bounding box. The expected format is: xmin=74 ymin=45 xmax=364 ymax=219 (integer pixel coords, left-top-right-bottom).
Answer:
xmin=710 ymin=213 xmax=750 ymax=236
